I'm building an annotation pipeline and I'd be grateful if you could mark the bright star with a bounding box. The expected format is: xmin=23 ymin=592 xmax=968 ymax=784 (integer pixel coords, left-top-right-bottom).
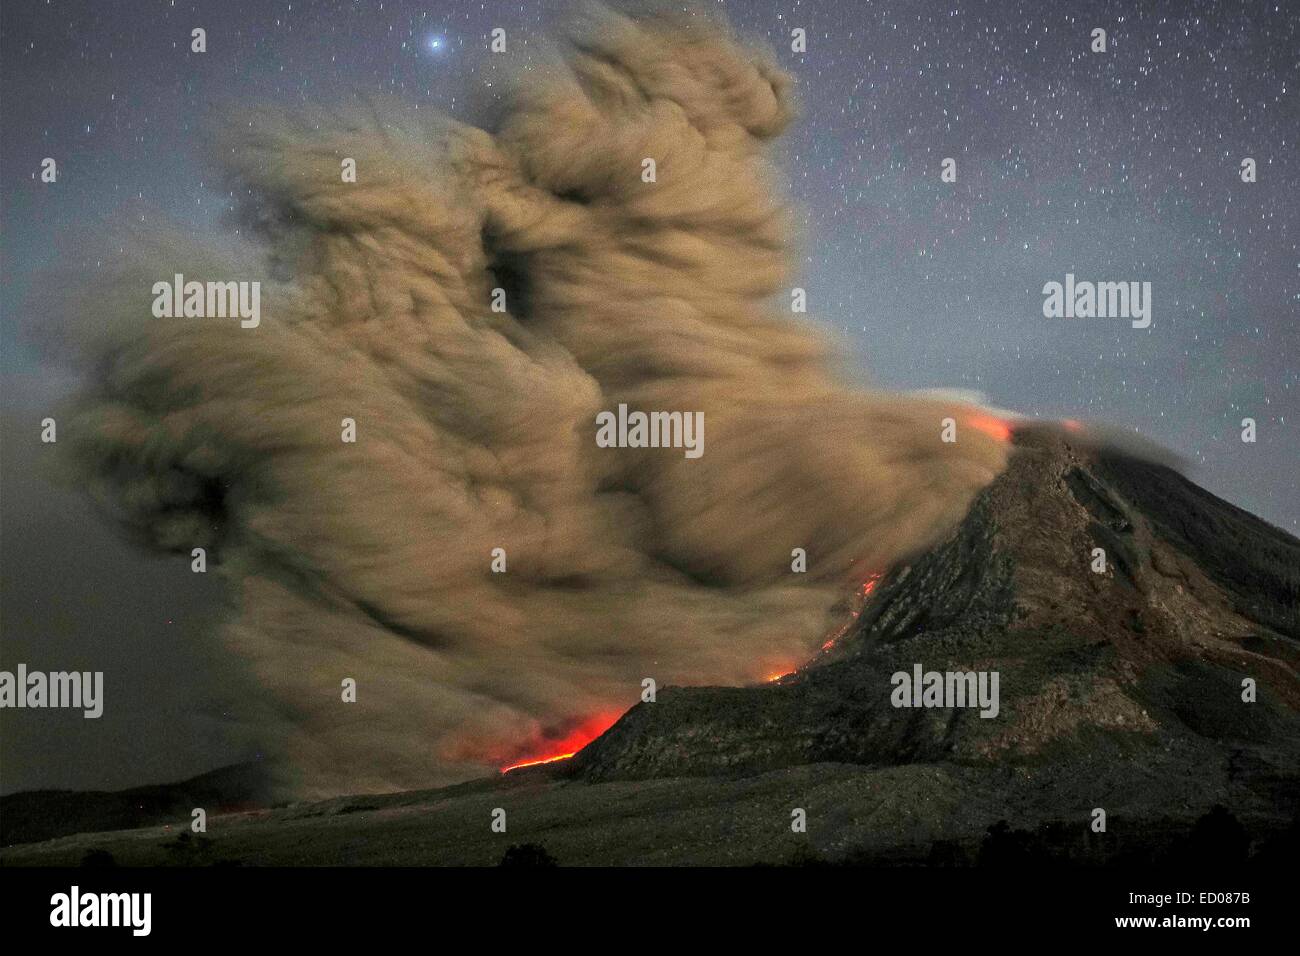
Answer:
xmin=427 ymin=36 xmax=444 ymax=52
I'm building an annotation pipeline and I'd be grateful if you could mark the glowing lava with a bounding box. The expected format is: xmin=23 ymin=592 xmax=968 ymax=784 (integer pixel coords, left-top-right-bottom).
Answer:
xmin=773 ymin=570 xmax=886 ymax=677
xmin=966 ymin=413 xmax=1012 ymax=442
xmin=817 ymin=571 xmax=883 ymax=652
xmin=500 ymin=711 xmax=622 ymax=773
xmin=504 ymin=573 xmax=886 ymax=768
xmin=500 ymin=752 xmax=578 ymax=772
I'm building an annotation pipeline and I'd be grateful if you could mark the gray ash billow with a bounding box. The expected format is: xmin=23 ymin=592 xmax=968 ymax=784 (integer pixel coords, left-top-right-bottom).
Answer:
xmin=57 ymin=6 xmax=1007 ymax=796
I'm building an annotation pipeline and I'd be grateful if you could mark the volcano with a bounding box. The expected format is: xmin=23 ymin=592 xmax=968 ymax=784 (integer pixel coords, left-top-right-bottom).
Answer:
xmin=568 ymin=424 xmax=1300 ymax=786
xmin=4 ymin=424 xmax=1297 ymax=866
xmin=542 ymin=424 xmax=1300 ymax=862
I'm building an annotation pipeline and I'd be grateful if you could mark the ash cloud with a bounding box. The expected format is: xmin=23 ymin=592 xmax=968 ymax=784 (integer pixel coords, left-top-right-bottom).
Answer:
xmin=55 ymin=5 xmax=1008 ymax=796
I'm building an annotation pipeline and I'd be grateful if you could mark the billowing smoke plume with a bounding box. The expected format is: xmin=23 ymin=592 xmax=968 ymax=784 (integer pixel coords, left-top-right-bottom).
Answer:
xmin=56 ymin=5 xmax=1008 ymax=796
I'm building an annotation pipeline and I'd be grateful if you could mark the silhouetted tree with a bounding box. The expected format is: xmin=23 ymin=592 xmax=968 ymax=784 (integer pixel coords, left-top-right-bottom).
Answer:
xmin=499 ymin=843 xmax=558 ymax=867
xmin=1168 ymin=804 xmax=1250 ymax=867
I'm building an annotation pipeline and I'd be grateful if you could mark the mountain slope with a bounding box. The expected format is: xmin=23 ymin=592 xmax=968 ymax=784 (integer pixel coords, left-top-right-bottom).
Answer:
xmin=4 ymin=426 xmax=1296 ymax=865
xmin=0 ymin=762 xmax=270 ymax=848
xmin=565 ymin=426 xmax=1300 ymax=825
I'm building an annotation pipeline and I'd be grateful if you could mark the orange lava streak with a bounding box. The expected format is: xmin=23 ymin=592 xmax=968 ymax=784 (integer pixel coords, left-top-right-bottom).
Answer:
xmin=818 ymin=571 xmax=882 ymax=650
xmin=501 ymin=751 xmax=579 ymax=772
xmin=966 ymin=413 xmax=1012 ymax=442
xmin=499 ymin=711 xmax=622 ymax=773
xmin=505 ymin=571 xmax=887 ymax=768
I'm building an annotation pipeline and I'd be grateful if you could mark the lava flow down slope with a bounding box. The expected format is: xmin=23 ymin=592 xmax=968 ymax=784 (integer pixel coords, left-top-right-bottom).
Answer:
xmin=8 ymin=423 xmax=1294 ymax=866
xmin=531 ymin=423 xmax=1299 ymax=861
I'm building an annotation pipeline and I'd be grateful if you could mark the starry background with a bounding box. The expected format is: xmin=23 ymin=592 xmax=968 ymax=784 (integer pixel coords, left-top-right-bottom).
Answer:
xmin=1 ymin=0 xmax=1296 ymax=792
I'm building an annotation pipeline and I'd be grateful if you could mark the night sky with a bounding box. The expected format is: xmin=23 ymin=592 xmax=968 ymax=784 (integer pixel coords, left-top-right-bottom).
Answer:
xmin=1 ymin=0 xmax=1296 ymax=792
